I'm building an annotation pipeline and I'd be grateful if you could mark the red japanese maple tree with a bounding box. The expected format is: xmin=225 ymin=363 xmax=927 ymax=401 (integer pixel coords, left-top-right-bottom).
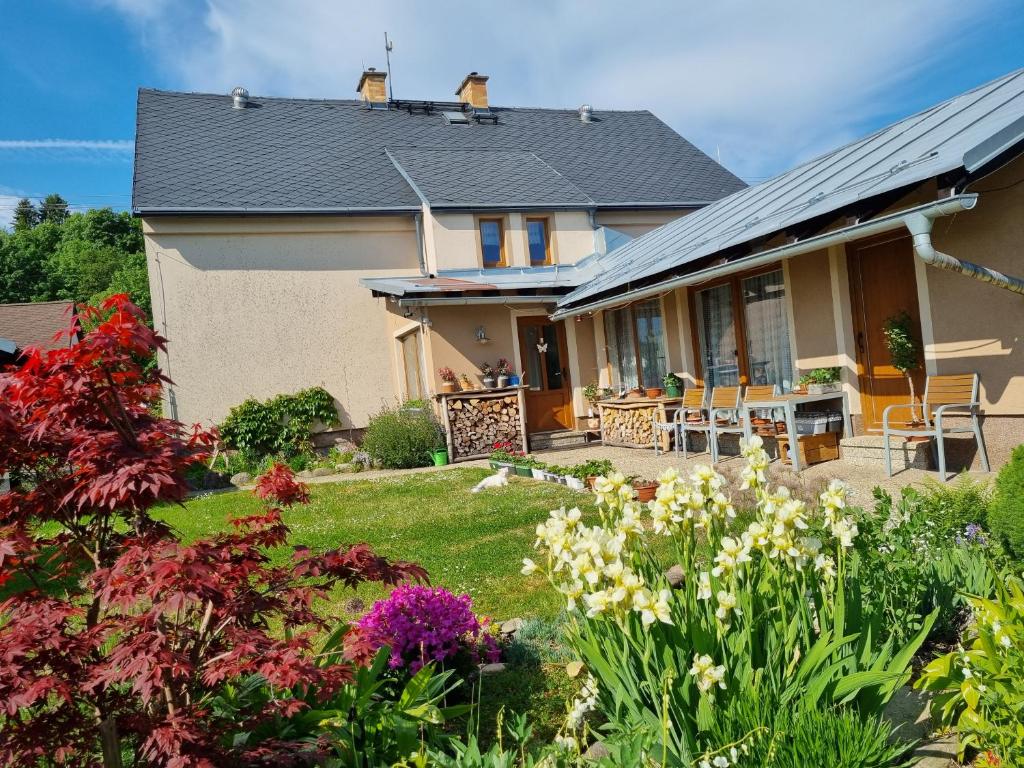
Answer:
xmin=0 ymin=296 xmax=426 ymax=767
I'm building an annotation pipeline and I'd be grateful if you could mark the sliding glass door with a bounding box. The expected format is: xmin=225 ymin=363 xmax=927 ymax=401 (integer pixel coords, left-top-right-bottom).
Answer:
xmin=694 ymin=268 xmax=793 ymax=392
xmin=604 ymin=299 xmax=667 ymax=391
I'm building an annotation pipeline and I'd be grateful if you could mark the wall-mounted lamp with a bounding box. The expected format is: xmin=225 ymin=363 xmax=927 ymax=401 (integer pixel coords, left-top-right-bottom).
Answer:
xmin=475 ymin=326 xmax=491 ymax=344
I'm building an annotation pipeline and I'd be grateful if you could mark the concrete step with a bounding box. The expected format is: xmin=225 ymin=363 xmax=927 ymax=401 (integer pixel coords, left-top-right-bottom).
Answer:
xmin=529 ymin=430 xmax=589 ymax=451
xmin=839 ymin=434 xmax=932 ymax=471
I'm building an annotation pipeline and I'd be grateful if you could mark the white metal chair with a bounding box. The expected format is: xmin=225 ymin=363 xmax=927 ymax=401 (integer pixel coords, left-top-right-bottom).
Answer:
xmin=652 ymin=387 xmax=706 ymax=456
xmin=707 ymin=386 xmax=744 ymax=463
xmin=883 ymin=373 xmax=990 ymax=481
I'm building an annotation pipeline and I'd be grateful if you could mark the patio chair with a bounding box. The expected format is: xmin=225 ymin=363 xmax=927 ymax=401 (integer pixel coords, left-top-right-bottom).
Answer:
xmin=742 ymin=384 xmax=783 ymax=443
xmin=653 ymin=387 xmax=706 ymax=456
xmin=883 ymin=373 xmax=990 ymax=481
xmin=707 ymin=386 xmax=744 ymax=463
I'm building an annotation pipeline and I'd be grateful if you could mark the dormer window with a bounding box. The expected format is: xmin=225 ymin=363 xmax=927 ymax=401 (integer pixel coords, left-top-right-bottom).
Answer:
xmin=479 ymin=218 xmax=505 ymax=267
xmin=526 ymin=217 xmax=551 ymax=266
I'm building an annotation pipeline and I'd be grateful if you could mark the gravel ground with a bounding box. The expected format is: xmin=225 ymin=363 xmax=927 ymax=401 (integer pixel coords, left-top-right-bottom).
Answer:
xmin=530 ymin=442 xmax=995 ymax=502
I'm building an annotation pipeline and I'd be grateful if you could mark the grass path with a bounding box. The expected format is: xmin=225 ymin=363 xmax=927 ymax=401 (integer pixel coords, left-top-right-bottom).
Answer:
xmin=156 ymin=468 xmax=588 ymax=621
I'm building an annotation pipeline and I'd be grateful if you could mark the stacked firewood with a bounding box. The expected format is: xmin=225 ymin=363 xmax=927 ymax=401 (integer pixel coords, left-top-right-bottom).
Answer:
xmin=601 ymin=405 xmax=656 ymax=446
xmin=447 ymin=395 xmax=522 ymax=457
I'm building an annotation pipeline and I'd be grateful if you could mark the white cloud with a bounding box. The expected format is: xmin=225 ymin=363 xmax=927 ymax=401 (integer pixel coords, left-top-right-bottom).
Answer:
xmin=0 ymin=139 xmax=134 ymax=151
xmin=0 ymin=194 xmax=21 ymax=231
xmin=106 ymin=0 xmax=999 ymax=181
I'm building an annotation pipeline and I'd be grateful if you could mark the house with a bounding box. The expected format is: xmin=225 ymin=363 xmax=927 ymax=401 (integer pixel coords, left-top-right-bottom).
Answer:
xmin=0 ymin=300 xmax=78 ymax=365
xmin=553 ymin=68 xmax=1024 ymax=469
xmin=132 ymin=70 xmax=743 ymax=432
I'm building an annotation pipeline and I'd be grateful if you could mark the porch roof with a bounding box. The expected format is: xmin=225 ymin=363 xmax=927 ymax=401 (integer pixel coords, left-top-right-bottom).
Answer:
xmin=361 ymin=258 xmax=603 ymax=305
xmin=555 ymin=68 xmax=1024 ymax=315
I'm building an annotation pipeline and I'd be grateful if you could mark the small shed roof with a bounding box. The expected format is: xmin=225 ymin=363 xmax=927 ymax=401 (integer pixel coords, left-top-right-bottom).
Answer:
xmin=0 ymin=300 xmax=77 ymax=352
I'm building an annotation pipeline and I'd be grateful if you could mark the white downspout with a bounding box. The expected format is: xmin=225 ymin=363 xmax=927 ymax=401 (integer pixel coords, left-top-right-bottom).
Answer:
xmin=905 ymin=207 xmax=1024 ymax=296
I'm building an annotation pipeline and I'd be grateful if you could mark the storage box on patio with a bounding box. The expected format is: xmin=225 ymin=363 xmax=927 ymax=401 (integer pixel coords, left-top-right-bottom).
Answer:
xmin=778 ymin=432 xmax=840 ymax=466
xmin=794 ymin=411 xmax=844 ymax=435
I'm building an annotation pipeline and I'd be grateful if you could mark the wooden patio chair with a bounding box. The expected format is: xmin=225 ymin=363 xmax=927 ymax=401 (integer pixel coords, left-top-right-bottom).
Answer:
xmin=653 ymin=387 xmax=706 ymax=457
xmin=883 ymin=373 xmax=990 ymax=481
xmin=741 ymin=384 xmax=783 ymax=441
xmin=707 ymin=386 xmax=745 ymax=463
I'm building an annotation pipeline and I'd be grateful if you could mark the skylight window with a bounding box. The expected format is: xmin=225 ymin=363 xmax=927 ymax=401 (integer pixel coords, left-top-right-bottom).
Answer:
xmin=443 ymin=111 xmax=469 ymax=125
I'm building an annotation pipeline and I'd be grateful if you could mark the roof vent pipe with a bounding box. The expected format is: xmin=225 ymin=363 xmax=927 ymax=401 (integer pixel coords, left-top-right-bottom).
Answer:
xmin=904 ymin=208 xmax=1024 ymax=296
xmin=579 ymin=104 xmax=593 ymax=123
xmin=231 ymin=86 xmax=249 ymax=109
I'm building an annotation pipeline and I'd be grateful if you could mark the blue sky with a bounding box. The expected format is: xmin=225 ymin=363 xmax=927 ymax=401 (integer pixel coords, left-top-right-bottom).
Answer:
xmin=2 ymin=0 xmax=1023 ymax=228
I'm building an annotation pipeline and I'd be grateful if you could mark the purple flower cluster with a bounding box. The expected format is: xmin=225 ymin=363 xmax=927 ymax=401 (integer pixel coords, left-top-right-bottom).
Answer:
xmin=356 ymin=585 xmax=500 ymax=672
xmin=956 ymin=522 xmax=988 ymax=546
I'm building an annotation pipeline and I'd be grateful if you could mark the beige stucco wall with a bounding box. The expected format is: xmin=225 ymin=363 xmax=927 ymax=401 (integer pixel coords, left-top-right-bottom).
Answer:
xmin=786 ymin=249 xmax=840 ymax=373
xmin=595 ymin=209 xmax=692 ymax=238
xmin=425 ymin=209 xmax=596 ymax=271
xmin=143 ymin=215 xmax=419 ymax=428
xmin=927 ymin=157 xmax=1024 ymax=414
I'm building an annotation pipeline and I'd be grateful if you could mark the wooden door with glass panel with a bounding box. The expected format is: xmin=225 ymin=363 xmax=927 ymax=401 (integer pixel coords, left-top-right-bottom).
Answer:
xmin=848 ymin=235 xmax=925 ymax=431
xmin=517 ymin=317 xmax=573 ymax=432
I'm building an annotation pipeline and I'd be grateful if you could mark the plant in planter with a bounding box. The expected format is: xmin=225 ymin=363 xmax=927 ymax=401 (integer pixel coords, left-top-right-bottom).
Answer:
xmin=438 ymin=366 xmax=458 ymax=393
xmin=799 ymin=366 xmax=841 ymax=395
xmin=480 ymin=361 xmax=496 ymax=389
xmin=495 ymin=358 xmax=512 ymax=389
xmin=489 ymin=440 xmax=522 ymax=469
xmin=626 ymin=474 xmax=659 ymax=501
xmin=527 ymin=458 xmax=548 ymax=480
xmin=458 ymin=373 xmax=474 ymax=391
xmin=646 ymin=385 xmax=664 ymax=399
xmin=664 ymin=372 xmax=684 ymax=398
xmin=883 ymin=312 xmax=922 ymax=423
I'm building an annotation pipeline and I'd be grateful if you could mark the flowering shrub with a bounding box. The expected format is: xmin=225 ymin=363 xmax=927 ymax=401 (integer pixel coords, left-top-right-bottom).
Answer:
xmin=917 ymin=572 xmax=1024 ymax=765
xmin=522 ymin=436 xmax=934 ymax=761
xmin=0 ymin=296 xmax=426 ymax=766
xmin=348 ymin=585 xmax=499 ymax=672
xmin=490 ymin=440 xmax=525 ymax=464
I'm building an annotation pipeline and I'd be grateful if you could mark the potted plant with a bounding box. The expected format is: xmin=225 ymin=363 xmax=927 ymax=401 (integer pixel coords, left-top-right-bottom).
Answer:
xmin=513 ymin=453 xmax=533 ymax=478
xmin=663 ymin=372 xmax=684 ymax=398
xmin=459 ymin=373 xmax=474 ymax=391
xmin=529 ymin=458 xmax=548 ymax=480
xmin=438 ymin=367 xmax=458 ymax=394
xmin=627 ymin=385 xmax=644 ymax=399
xmin=883 ymin=312 xmax=923 ymax=427
xmin=629 ymin=476 xmax=659 ymax=502
xmin=489 ymin=441 xmax=517 ymax=470
xmin=480 ymin=362 xmax=496 ymax=389
xmin=496 ymin=358 xmax=512 ymax=389
xmin=646 ymin=385 xmax=664 ymax=399
xmin=799 ymin=367 xmax=841 ymax=395
xmin=575 ymin=458 xmax=614 ymax=489
xmin=508 ymin=371 xmax=521 ymax=387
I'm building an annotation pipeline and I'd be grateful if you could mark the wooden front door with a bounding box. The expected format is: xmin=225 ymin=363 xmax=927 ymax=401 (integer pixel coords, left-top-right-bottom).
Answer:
xmin=517 ymin=317 xmax=573 ymax=432
xmin=848 ymin=235 xmax=926 ymax=431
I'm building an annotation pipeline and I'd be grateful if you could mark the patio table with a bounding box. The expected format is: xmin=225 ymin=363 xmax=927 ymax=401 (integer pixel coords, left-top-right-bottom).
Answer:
xmin=739 ymin=390 xmax=854 ymax=472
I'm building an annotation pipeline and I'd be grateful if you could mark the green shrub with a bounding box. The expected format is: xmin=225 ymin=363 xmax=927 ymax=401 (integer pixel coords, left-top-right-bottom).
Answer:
xmin=918 ymin=475 xmax=992 ymax=537
xmin=219 ymin=387 xmax=338 ymax=459
xmin=361 ymin=405 xmax=444 ymax=469
xmin=989 ymin=445 xmax=1024 ymax=560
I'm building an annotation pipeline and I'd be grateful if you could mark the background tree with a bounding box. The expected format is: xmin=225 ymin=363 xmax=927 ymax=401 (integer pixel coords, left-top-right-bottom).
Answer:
xmin=11 ymin=198 xmax=38 ymax=231
xmin=38 ymin=193 xmax=69 ymax=225
xmin=883 ymin=311 xmax=922 ymax=422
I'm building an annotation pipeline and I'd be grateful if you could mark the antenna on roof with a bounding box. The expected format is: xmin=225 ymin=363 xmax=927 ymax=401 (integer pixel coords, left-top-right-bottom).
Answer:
xmin=384 ymin=32 xmax=394 ymax=101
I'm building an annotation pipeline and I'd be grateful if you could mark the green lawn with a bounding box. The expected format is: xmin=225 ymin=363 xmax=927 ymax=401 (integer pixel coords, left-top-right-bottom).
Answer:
xmin=155 ymin=468 xmax=589 ymax=622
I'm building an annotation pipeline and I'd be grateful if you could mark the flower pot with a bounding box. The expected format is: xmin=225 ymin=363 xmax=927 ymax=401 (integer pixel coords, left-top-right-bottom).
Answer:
xmin=508 ymin=374 xmax=520 ymax=386
xmin=515 ymin=465 xmax=532 ymax=478
xmin=566 ymin=477 xmax=585 ymax=491
xmin=586 ymin=475 xmax=598 ymax=489
xmin=633 ymin=482 xmax=658 ymax=502
xmin=646 ymin=387 xmax=664 ymax=399
xmin=628 ymin=387 xmax=644 ymax=399
xmin=493 ymin=461 xmax=515 ymax=472
xmin=429 ymin=449 xmax=449 ymax=466
xmin=440 ymin=381 xmax=456 ymax=393
xmin=556 ymin=474 xmax=568 ymax=485
xmin=482 ymin=376 xmax=496 ymax=389
xmin=544 ymin=471 xmax=560 ymax=483
xmin=531 ymin=468 xmax=546 ymax=480
xmin=459 ymin=376 xmax=473 ymax=391
xmin=807 ymin=382 xmax=840 ymax=395
xmin=665 ymin=383 xmax=682 ymax=398
xmin=497 ymin=375 xmax=509 ymax=388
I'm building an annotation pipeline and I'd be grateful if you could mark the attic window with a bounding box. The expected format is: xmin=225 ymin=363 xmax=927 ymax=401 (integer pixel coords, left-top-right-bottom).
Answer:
xmin=443 ymin=111 xmax=469 ymax=125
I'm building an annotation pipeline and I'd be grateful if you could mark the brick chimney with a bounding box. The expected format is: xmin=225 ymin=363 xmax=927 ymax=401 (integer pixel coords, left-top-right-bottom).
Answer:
xmin=356 ymin=68 xmax=387 ymax=106
xmin=455 ymin=72 xmax=489 ymax=109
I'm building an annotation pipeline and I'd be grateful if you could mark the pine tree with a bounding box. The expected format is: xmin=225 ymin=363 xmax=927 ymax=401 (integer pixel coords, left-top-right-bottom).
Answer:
xmin=12 ymin=198 xmax=38 ymax=231
xmin=38 ymin=193 xmax=69 ymax=225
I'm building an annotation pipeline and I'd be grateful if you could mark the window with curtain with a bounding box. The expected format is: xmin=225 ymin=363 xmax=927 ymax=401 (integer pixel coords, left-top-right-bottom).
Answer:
xmin=526 ymin=218 xmax=550 ymax=265
xmin=603 ymin=299 xmax=667 ymax=391
xmin=398 ymin=329 xmax=425 ymax=401
xmin=694 ymin=268 xmax=794 ymax=391
xmin=479 ymin=219 xmax=504 ymax=266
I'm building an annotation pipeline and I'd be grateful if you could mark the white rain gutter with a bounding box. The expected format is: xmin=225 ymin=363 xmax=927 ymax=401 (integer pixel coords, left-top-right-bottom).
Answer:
xmin=550 ymin=194 xmax=979 ymax=320
xmin=395 ymin=295 xmax=560 ymax=307
xmin=904 ymin=207 xmax=1024 ymax=296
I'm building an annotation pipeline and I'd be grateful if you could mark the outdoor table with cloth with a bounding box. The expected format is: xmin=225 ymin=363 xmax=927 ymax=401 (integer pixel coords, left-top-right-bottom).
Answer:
xmin=740 ymin=391 xmax=854 ymax=472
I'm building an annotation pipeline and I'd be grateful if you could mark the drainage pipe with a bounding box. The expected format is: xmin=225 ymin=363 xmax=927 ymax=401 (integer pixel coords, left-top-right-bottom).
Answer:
xmin=904 ymin=209 xmax=1024 ymax=296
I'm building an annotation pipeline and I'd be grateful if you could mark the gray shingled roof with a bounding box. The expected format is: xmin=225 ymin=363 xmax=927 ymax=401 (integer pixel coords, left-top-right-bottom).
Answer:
xmin=132 ymin=89 xmax=745 ymax=213
xmin=0 ymin=301 xmax=77 ymax=352
xmin=558 ymin=68 xmax=1024 ymax=310
xmin=386 ymin=148 xmax=594 ymax=208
